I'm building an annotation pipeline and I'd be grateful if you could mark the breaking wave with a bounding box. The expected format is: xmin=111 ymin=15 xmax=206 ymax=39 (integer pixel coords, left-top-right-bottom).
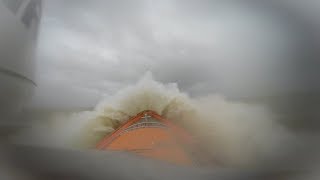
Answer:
xmin=14 ymin=72 xmax=292 ymax=167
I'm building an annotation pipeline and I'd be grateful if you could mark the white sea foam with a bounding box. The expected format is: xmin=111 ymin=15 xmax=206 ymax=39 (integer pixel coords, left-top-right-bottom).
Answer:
xmin=14 ymin=72 xmax=292 ymax=167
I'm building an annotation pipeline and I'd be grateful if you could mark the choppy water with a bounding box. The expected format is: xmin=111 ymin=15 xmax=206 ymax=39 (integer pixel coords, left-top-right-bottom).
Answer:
xmin=14 ymin=72 xmax=293 ymax=167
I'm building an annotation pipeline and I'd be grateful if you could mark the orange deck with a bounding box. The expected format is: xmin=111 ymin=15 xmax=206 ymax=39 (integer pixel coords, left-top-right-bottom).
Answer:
xmin=96 ymin=110 xmax=195 ymax=165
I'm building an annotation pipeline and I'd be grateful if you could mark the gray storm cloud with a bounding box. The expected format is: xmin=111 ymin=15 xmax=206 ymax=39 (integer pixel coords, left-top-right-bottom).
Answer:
xmin=30 ymin=0 xmax=320 ymax=109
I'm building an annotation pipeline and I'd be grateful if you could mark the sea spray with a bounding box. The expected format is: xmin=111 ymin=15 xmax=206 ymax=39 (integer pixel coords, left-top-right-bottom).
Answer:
xmin=14 ymin=72 xmax=292 ymax=167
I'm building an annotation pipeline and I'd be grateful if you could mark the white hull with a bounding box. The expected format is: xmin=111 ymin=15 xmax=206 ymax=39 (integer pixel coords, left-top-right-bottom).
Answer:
xmin=0 ymin=0 xmax=41 ymax=120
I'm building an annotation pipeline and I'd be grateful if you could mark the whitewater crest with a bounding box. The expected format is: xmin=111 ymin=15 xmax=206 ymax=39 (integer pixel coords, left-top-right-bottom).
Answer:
xmin=76 ymin=72 xmax=198 ymax=147
xmin=15 ymin=72 xmax=292 ymax=167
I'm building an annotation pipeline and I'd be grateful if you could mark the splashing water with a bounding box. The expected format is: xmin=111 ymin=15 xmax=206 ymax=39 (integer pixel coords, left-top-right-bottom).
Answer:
xmin=14 ymin=72 xmax=292 ymax=167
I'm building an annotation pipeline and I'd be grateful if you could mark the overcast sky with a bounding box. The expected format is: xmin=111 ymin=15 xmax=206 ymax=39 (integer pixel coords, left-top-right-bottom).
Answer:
xmin=30 ymin=0 xmax=320 ymax=109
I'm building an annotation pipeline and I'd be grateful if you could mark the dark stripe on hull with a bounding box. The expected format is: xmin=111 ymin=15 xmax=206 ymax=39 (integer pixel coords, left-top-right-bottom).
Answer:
xmin=0 ymin=67 xmax=36 ymax=86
